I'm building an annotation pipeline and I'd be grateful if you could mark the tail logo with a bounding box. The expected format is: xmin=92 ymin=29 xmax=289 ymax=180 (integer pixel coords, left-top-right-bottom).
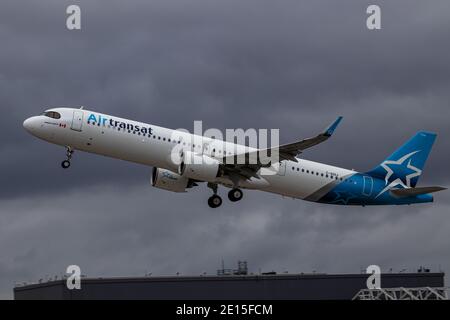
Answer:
xmin=375 ymin=150 xmax=422 ymax=198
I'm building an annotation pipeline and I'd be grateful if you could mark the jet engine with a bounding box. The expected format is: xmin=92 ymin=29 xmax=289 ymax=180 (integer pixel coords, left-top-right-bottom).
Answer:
xmin=151 ymin=167 xmax=191 ymax=193
xmin=178 ymin=151 xmax=220 ymax=182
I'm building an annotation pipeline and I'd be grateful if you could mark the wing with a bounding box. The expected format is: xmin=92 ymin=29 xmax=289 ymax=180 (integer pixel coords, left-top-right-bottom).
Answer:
xmin=221 ymin=116 xmax=343 ymax=181
xmin=272 ymin=116 xmax=343 ymax=162
xmin=222 ymin=116 xmax=343 ymax=165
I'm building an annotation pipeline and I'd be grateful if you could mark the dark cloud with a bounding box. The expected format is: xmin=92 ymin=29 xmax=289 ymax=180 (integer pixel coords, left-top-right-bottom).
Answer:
xmin=0 ymin=0 xmax=449 ymax=298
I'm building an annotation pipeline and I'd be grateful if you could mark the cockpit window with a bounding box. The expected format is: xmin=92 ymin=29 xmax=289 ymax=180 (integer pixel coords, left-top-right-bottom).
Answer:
xmin=43 ymin=111 xmax=61 ymax=119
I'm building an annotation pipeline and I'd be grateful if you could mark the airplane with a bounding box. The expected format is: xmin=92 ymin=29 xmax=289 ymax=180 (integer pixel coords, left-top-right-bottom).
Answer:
xmin=23 ymin=107 xmax=446 ymax=208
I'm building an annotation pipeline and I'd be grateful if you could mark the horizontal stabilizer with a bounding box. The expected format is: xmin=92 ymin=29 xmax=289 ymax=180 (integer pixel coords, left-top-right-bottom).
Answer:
xmin=390 ymin=186 xmax=447 ymax=197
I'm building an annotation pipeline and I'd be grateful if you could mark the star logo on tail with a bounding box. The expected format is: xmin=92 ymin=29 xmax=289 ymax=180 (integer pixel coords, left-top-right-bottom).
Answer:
xmin=375 ymin=150 xmax=422 ymax=198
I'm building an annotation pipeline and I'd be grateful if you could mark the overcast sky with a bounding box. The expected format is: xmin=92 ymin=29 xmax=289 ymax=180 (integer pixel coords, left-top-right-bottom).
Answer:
xmin=1 ymin=0 xmax=449 ymax=299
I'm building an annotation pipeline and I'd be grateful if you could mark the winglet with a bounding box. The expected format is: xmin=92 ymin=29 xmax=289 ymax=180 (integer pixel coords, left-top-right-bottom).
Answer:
xmin=323 ymin=116 xmax=343 ymax=137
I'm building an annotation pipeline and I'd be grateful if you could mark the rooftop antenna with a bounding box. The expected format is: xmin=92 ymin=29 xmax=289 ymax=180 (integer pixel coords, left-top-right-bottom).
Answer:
xmin=79 ymin=106 xmax=84 ymax=110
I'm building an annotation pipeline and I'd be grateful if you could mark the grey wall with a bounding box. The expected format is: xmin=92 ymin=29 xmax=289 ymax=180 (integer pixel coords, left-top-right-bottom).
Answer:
xmin=14 ymin=273 xmax=445 ymax=300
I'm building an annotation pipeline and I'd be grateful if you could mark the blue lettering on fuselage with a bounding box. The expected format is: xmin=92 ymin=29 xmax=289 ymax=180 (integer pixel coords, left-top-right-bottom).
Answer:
xmin=86 ymin=113 xmax=153 ymax=135
xmin=87 ymin=114 xmax=97 ymax=123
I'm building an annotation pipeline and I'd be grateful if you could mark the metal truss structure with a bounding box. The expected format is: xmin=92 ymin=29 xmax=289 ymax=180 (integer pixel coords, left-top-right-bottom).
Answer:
xmin=352 ymin=287 xmax=448 ymax=300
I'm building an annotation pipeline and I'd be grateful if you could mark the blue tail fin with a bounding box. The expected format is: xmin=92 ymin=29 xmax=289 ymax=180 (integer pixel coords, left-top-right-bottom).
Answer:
xmin=366 ymin=131 xmax=437 ymax=188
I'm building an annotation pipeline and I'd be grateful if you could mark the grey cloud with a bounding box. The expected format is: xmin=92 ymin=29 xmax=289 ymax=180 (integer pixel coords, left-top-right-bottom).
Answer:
xmin=1 ymin=184 xmax=448 ymax=299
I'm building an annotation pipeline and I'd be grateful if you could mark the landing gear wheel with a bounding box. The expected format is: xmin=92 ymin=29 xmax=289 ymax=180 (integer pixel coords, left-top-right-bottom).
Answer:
xmin=61 ymin=146 xmax=74 ymax=169
xmin=228 ymin=188 xmax=243 ymax=202
xmin=208 ymin=195 xmax=222 ymax=208
xmin=61 ymin=160 xmax=71 ymax=169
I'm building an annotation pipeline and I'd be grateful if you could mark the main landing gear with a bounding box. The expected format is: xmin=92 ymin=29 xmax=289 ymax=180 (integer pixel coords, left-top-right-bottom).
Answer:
xmin=207 ymin=183 xmax=244 ymax=208
xmin=228 ymin=188 xmax=243 ymax=202
xmin=207 ymin=183 xmax=222 ymax=208
xmin=61 ymin=147 xmax=74 ymax=169
xmin=208 ymin=194 xmax=222 ymax=209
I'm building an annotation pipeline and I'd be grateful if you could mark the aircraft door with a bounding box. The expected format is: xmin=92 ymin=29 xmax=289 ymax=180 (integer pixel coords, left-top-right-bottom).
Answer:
xmin=362 ymin=176 xmax=373 ymax=196
xmin=276 ymin=161 xmax=286 ymax=176
xmin=71 ymin=110 xmax=84 ymax=132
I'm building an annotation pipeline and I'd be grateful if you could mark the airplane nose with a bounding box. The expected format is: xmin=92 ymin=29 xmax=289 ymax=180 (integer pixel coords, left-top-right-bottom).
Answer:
xmin=23 ymin=118 xmax=32 ymax=131
xmin=23 ymin=117 xmax=36 ymax=133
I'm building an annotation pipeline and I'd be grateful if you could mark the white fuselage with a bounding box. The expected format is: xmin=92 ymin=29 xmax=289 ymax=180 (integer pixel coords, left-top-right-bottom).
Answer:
xmin=23 ymin=108 xmax=356 ymax=200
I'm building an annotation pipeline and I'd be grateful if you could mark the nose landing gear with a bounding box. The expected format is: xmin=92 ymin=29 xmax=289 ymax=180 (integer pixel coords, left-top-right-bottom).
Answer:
xmin=61 ymin=147 xmax=74 ymax=169
xmin=61 ymin=160 xmax=71 ymax=169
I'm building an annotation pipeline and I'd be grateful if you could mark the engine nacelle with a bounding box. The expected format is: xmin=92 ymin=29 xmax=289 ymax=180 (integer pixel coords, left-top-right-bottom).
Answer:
xmin=178 ymin=151 xmax=220 ymax=182
xmin=151 ymin=167 xmax=189 ymax=193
